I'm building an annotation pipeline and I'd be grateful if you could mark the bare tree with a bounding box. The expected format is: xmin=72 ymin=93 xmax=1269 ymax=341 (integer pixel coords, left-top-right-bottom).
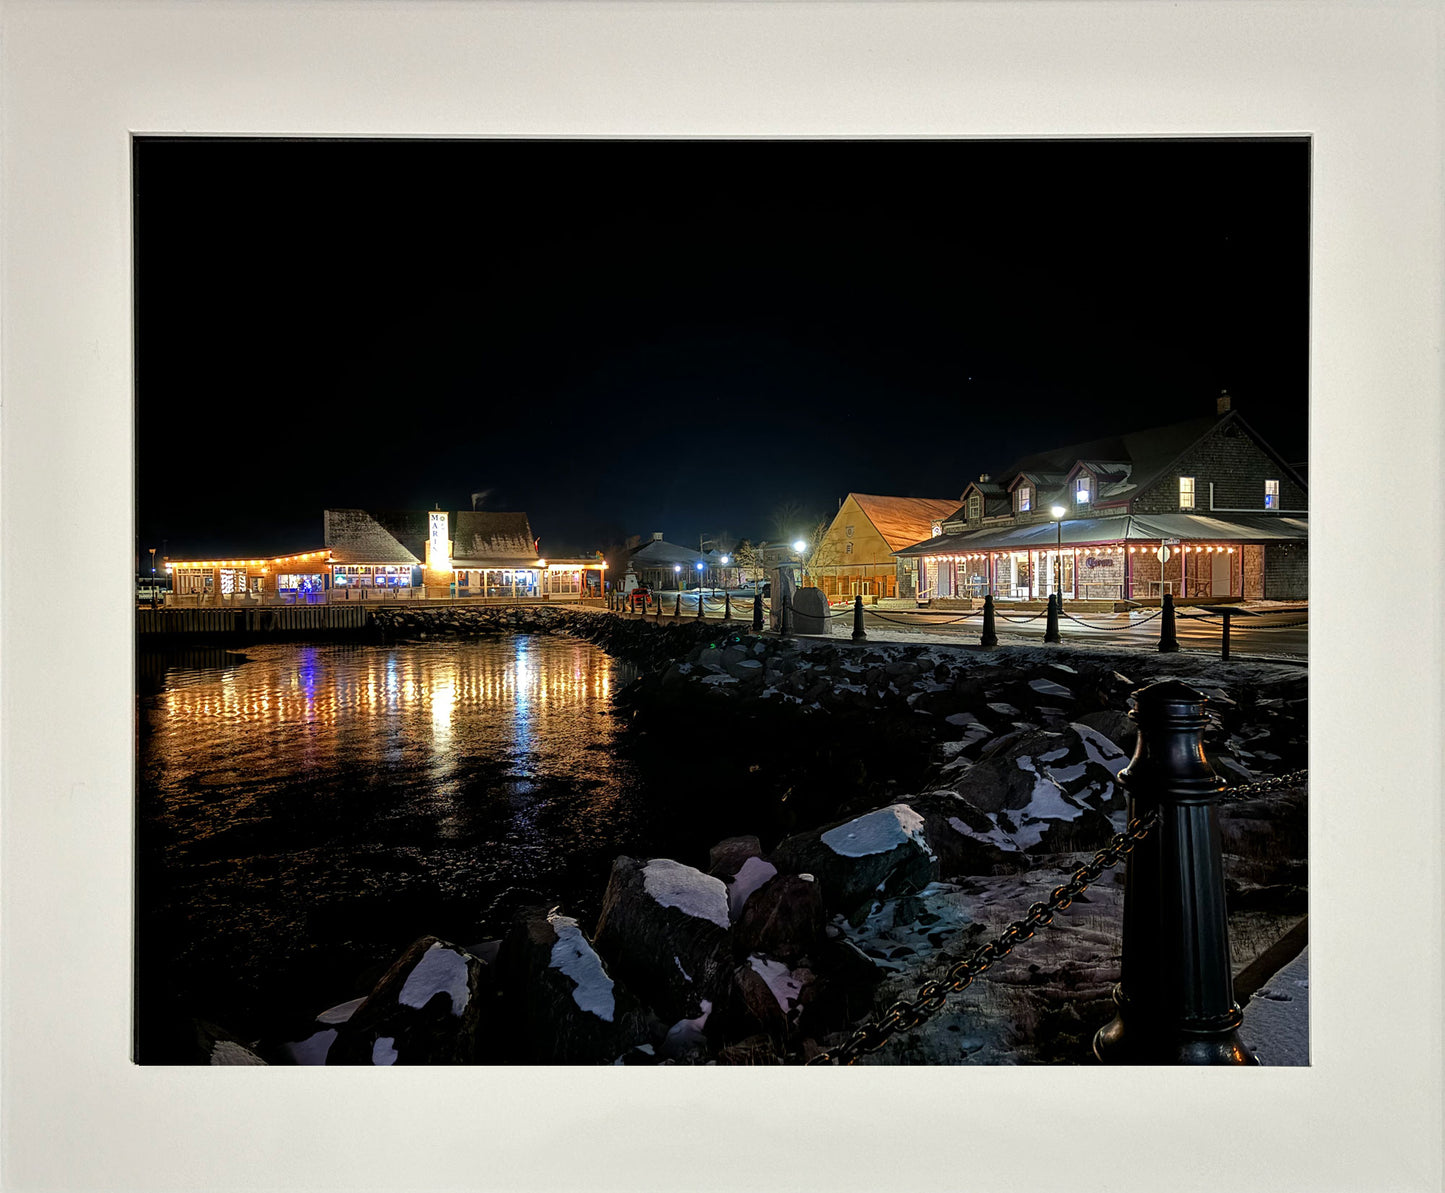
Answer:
xmin=732 ymin=539 xmax=767 ymax=584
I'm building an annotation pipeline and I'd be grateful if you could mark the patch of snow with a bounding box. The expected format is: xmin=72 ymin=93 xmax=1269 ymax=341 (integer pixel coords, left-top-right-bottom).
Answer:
xmin=371 ymin=1036 xmax=398 ymax=1065
xmin=1029 ymin=678 xmax=1074 ymax=698
xmin=821 ymin=804 xmax=928 ymax=858
xmin=664 ymin=999 xmax=714 ymax=1050
xmin=699 ymin=673 xmax=737 ymax=685
xmin=947 ymin=815 xmax=1017 ymax=851
xmin=398 ymin=941 xmax=471 ymax=1017
xmin=642 ymin=859 xmax=730 ymax=928
xmin=209 ymin=1039 xmax=266 ymax=1066
xmin=1073 ymin=724 xmax=1130 ymax=777
xmin=316 ymin=996 xmax=366 ymax=1025
xmin=987 ymin=702 xmax=1021 ymax=716
xmin=1049 ymin=663 xmax=1078 ymax=674
xmin=1044 ymin=760 xmax=1089 ymax=784
xmin=1035 ymin=746 xmax=1071 ymax=763
xmin=283 ymin=1028 xmax=338 ymax=1066
xmin=748 ymin=955 xmax=804 ymax=1012
xmin=548 ymin=912 xmax=616 ymax=1022
xmin=1007 ymin=759 xmax=1087 ymax=848
xmin=727 ymin=855 xmax=778 ymax=921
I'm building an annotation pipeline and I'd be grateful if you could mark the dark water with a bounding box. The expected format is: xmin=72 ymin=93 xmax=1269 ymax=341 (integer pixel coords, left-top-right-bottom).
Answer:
xmin=135 ymin=636 xmax=700 ymax=1054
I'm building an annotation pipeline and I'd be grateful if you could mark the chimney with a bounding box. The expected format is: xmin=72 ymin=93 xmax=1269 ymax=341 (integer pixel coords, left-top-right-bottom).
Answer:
xmin=652 ymin=532 xmax=664 ymax=541
xmin=1217 ymin=390 xmax=1232 ymax=415
xmin=979 ymin=473 xmax=991 ymax=483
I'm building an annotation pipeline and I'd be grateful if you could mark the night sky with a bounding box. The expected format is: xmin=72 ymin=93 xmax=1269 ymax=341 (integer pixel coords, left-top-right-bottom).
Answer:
xmin=134 ymin=139 xmax=1309 ymax=562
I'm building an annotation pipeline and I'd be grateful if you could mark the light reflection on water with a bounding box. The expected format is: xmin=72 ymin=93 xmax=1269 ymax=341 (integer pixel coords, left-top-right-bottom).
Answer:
xmin=137 ymin=635 xmax=642 ymax=1041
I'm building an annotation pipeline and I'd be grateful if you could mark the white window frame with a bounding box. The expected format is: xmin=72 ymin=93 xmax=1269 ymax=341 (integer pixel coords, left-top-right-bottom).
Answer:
xmin=1075 ymin=475 xmax=1091 ymax=506
xmin=1018 ymin=485 xmax=1032 ymax=512
xmin=845 ymin=541 xmax=853 ymax=555
xmin=968 ymin=493 xmax=981 ymax=520
xmin=1179 ymin=476 xmax=1196 ymax=510
xmin=1264 ymin=479 xmax=1279 ymax=509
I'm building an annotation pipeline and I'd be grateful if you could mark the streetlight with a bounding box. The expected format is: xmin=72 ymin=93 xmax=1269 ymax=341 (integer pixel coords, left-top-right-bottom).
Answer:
xmin=1051 ymin=505 xmax=1066 ymax=604
xmin=719 ymin=554 xmax=729 ymax=597
xmin=695 ymin=560 xmax=705 ymax=614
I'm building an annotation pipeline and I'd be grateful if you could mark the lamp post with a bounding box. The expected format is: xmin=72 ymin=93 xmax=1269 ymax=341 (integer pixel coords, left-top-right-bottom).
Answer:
xmin=148 ymin=547 xmax=157 ymax=608
xmin=1051 ymin=505 xmax=1066 ymax=604
xmin=719 ymin=554 xmax=729 ymax=599
xmin=695 ymin=560 xmax=705 ymax=617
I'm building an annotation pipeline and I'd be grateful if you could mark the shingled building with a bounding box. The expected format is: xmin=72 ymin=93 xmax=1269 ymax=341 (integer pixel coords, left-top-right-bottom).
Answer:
xmin=893 ymin=399 xmax=1307 ymax=603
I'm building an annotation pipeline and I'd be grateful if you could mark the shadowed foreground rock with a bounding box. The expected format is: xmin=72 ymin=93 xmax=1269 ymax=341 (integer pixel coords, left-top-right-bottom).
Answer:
xmin=593 ymin=856 xmax=733 ymax=1023
xmin=495 ymin=905 xmax=663 ymax=1063
xmin=328 ymin=936 xmax=492 ymax=1065
xmin=770 ymin=804 xmax=937 ymax=922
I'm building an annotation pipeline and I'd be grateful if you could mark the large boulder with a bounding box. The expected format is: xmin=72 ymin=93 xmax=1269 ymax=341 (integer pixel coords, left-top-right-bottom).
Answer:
xmin=731 ymin=872 xmax=827 ymax=960
xmin=708 ymin=835 xmax=764 ymax=880
xmin=903 ymin=790 xmax=1029 ymax=878
xmin=730 ymin=954 xmax=811 ymax=1041
xmin=327 ymin=935 xmax=491 ymax=1065
xmin=942 ymin=723 xmax=1131 ymax=853
xmin=494 ymin=906 xmax=661 ymax=1063
xmin=593 ymin=857 xmax=733 ymax=1022
xmin=770 ymin=804 xmax=937 ymax=921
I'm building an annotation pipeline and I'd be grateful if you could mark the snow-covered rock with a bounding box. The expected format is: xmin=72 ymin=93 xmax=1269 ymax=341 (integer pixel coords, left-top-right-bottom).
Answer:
xmin=771 ymin=804 xmax=937 ymax=921
xmin=327 ymin=936 xmax=491 ymax=1065
xmin=494 ymin=906 xmax=661 ymax=1063
xmin=593 ymin=856 xmax=734 ymax=1021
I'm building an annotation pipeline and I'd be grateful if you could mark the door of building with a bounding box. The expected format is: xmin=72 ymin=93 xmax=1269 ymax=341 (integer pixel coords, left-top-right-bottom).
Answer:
xmin=1211 ymin=550 xmax=1231 ymax=596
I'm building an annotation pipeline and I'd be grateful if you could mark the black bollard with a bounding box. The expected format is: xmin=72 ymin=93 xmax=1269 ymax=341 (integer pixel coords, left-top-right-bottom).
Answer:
xmin=1220 ymin=608 xmax=1232 ymax=660
xmin=981 ymin=594 xmax=998 ymax=648
xmin=724 ymin=592 xmax=732 ymax=620
xmin=697 ymin=587 xmax=704 ymax=619
xmin=752 ymin=592 xmax=764 ymax=633
xmin=851 ymin=593 xmax=866 ymax=643
xmin=1044 ymin=593 xmax=1061 ymax=643
xmin=1158 ymin=592 xmax=1180 ymax=652
xmin=674 ymin=592 xmax=681 ymax=618
xmin=780 ymin=596 xmax=793 ymax=639
xmin=1093 ymin=680 xmax=1256 ymax=1065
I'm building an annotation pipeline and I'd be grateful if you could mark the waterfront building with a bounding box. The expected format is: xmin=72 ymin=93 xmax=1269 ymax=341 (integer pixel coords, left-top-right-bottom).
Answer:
xmin=161 ymin=508 xmax=605 ymax=603
xmin=807 ymin=493 xmax=960 ymax=600
xmin=892 ymin=397 xmax=1308 ymax=603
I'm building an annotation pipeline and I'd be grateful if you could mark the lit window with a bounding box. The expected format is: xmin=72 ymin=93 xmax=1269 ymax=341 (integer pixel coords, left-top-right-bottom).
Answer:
xmin=845 ymin=542 xmax=853 ymax=555
xmin=1075 ymin=476 xmax=1091 ymax=505
xmin=930 ymin=522 xmax=942 ymax=538
xmin=845 ymin=525 xmax=854 ymax=537
xmin=1264 ymin=479 xmax=1279 ymax=509
xmin=1019 ymin=485 xmax=1032 ymax=512
xmin=1179 ymin=477 xmax=1196 ymax=510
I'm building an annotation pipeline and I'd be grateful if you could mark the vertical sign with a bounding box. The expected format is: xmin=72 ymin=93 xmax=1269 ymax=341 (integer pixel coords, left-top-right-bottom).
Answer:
xmin=429 ymin=510 xmax=450 ymax=572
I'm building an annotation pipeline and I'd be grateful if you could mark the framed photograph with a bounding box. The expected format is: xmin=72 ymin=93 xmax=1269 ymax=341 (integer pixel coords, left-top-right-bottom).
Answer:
xmin=2 ymin=3 xmax=1440 ymax=1191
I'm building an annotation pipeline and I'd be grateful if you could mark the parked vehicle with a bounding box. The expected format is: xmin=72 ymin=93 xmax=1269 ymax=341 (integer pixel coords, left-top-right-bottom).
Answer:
xmin=628 ymin=584 xmax=652 ymax=610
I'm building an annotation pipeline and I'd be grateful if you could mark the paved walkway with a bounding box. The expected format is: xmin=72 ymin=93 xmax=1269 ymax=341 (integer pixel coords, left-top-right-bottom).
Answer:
xmin=1239 ymin=946 xmax=1310 ymax=1065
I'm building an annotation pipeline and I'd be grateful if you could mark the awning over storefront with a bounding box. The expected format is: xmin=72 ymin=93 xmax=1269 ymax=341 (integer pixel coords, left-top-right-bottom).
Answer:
xmin=894 ymin=513 xmax=1307 ymax=557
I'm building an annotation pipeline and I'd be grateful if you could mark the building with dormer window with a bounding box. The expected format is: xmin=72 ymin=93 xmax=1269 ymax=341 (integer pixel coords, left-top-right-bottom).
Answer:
xmin=894 ymin=396 xmax=1307 ymax=603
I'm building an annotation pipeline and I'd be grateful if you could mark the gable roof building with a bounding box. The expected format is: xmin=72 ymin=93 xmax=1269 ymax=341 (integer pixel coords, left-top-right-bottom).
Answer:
xmin=894 ymin=399 xmax=1308 ymax=603
xmin=808 ymin=493 xmax=961 ymax=600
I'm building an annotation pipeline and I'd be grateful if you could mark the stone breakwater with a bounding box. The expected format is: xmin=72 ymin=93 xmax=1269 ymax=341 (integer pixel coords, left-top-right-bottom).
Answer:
xmin=191 ymin=611 xmax=1307 ymax=1066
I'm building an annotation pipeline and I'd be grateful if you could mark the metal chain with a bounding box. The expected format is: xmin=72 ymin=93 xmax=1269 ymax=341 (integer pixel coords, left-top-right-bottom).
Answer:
xmin=806 ymin=768 xmax=1308 ymax=1065
xmin=1214 ymin=769 xmax=1307 ymax=802
xmin=806 ymin=811 xmax=1159 ymax=1065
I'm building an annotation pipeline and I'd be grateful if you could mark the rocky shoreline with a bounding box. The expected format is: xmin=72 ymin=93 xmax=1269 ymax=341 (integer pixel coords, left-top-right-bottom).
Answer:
xmin=183 ymin=608 xmax=1307 ymax=1066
